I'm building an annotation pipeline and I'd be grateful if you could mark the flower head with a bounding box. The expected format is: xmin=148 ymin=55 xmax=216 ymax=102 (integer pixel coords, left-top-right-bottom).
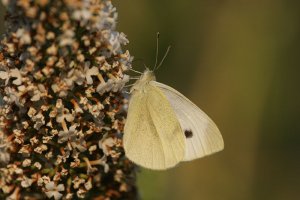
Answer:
xmin=0 ymin=0 xmax=137 ymax=199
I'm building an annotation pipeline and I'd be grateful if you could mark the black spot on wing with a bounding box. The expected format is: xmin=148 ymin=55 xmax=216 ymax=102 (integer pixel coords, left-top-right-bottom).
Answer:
xmin=184 ymin=130 xmax=193 ymax=138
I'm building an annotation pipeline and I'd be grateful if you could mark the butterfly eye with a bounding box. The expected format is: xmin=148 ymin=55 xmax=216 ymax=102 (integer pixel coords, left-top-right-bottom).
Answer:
xmin=184 ymin=130 xmax=193 ymax=138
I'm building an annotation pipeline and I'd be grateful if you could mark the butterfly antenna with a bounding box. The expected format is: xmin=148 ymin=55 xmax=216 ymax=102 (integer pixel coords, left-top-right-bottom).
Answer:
xmin=153 ymin=32 xmax=160 ymax=71
xmin=129 ymin=68 xmax=143 ymax=75
xmin=143 ymin=63 xmax=149 ymax=70
xmin=156 ymin=45 xmax=171 ymax=70
xmin=123 ymin=83 xmax=135 ymax=88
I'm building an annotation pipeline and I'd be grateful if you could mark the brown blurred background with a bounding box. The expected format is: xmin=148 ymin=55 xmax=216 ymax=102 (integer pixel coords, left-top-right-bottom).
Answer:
xmin=1 ymin=1 xmax=300 ymax=200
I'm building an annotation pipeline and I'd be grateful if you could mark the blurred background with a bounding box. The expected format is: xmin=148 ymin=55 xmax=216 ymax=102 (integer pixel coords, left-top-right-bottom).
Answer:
xmin=1 ymin=1 xmax=300 ymax=199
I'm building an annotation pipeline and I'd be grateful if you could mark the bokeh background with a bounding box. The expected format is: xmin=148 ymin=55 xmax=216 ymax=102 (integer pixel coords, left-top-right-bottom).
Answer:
xmin=1 ymin=1 xmax=300 ymax=199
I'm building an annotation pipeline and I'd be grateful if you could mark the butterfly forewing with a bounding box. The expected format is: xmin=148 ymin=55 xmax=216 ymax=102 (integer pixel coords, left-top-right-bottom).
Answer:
xmin=150 ymin=81 xmax=224 ymax=161
xmin=124 ymin=84 xmax=186 ymax=170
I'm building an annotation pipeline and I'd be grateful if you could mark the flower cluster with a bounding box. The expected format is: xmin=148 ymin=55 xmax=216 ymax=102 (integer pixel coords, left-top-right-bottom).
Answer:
xmin=0 ymin=0 xmax=137 ymax=199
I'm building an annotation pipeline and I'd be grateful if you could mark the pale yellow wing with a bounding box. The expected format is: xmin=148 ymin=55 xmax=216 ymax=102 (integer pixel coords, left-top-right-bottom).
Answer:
xmin=151 ymin=81 xmax=224 ymax=161
xmin=123 ymin=84 xmax=185 ymax=170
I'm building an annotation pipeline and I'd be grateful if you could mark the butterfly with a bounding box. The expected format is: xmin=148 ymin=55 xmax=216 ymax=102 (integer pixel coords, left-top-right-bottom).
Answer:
xmin=123 ymin=34 xmax=224 ymax=170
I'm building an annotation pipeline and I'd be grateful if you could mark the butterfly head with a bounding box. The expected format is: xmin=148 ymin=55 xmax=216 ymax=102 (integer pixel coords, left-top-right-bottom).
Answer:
xmin=141 ymin=68 xmax=156 ymax=81
xmin=130 ymin=68 xmax=156 ymax=93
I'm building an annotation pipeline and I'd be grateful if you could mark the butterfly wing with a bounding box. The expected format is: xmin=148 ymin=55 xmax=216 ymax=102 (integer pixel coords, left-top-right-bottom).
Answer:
xmin=124 ymin=84 xmax=185 ymax=170
xmin=151 ymin=81 xmax=224 ymax=161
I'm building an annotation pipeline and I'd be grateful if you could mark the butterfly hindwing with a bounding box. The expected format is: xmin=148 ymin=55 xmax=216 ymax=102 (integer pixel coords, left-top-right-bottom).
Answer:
xmin=151 ymin=81 xmax=224 ymax=161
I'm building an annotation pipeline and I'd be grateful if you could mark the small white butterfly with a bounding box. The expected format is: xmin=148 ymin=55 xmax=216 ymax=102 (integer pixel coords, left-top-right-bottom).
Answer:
xmin=123 ymin=35 xmax=224 ymax=170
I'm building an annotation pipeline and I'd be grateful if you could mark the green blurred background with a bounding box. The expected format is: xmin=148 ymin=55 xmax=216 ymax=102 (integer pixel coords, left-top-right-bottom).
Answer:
xmin=1 ymin=1 xmax=300 ymax=199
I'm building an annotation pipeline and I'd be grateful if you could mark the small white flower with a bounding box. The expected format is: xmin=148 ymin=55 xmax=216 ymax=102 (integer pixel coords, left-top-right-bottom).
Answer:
xmin=72 ymin=176 xmax=85 ymax=189
xmin=38 ymin=176 xmax=51 ymax=186
xmin=30 ymin=84 xmax=48 ymax=101
xmin=32 ymin=111 xmax=45 ymax=130
xmin=70 ymin=137 xmax=87 ymax=152
xmin=59 ymin=29 xmax=75 ymax=46
xmin=58 ymin=123 xmax=78 ymax=143
xmin=77 ymin=188 xmax=87 ymax=198
xmin=34 ymin=162 xmax=42 ymax=170
xmin=18 ymin=144 xmax=30 ymax=154
xmin=30 ymin=136 xmax=39 ymax=145
xmin=120 ymin=183 xmax=128 ymax=192
xmin=73 ymin=9 xmax=91 ymax=23
xmin=96 ymin=79 xmax=114 ymax=94
xmin=46 ymin=151 xmax=53 ymax=159
xmin=88 ymin=103 xmax=103 ymax=117
xmin=114 ymin=169 xmax=123 ymax=182
xmin=108 ymin=32 xmax=129 ymax=55
xmin=46 ymin=44 xmax=58 ymax=55
xmin=112 ymin=74 xmax=129 ymax=92
xmin=0 ymin=68 xmax=22 ymax=85
xmin=3 ymin=87 xmax=21 ymax=106
xmin=21 ymin=176 xmax=33 ymax=188
xmin=43 ymin=136 xmax=53 ymax=143
xmin=65 ymin=193 xmax=74 ymax=199
xmin=84 ymin=86 xmax=95 ymax=98
xmin=71 ymin=99 xmax=83 ymax=114
xmin=22 ymin=159 xmax=31 ymax=167
xmin=58 ymin=122 xmax=87 ymax=152
xmin=99 ymin=137 xmax=115 ymax=156
xmin=34 ymin=144 xmax=48 ymax=154
xmin=84 ymin=178 xmax=92 ymax=190
xmin=10 ymin=69 xmax=22 ymax=85
xmin=88 ymin=145 xmax=97 ymax=154
xmin=56 ymin=109 xmax=74 ymax=123
xmin=45 ymin=181 xmax=65 ymax=200
xmin=85 ymin=66 xmax=99 ymax=84
xmin=66 ymin=69 xmax=85 ymax=87
xmin=0 ymin=71 xmax=9 ymax=84
xmin=22 ymin=121 xmax=29 ymax=129
xmin=16 ymin=28 xmax=32 ymax=45
xmin=27 ymin=107 xmax=37 ymax=118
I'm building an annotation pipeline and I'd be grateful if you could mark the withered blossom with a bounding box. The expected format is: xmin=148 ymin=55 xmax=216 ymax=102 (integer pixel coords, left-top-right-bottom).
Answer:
xmin=0 ymin=0 xmax=137 ymax=199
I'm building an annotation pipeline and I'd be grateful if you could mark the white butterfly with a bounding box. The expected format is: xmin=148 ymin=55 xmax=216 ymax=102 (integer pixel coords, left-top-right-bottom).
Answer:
xmin=123 ymin=68 xmax=224 ymax=170
xmin=124 ymin=36 xmax=223 ymax=170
